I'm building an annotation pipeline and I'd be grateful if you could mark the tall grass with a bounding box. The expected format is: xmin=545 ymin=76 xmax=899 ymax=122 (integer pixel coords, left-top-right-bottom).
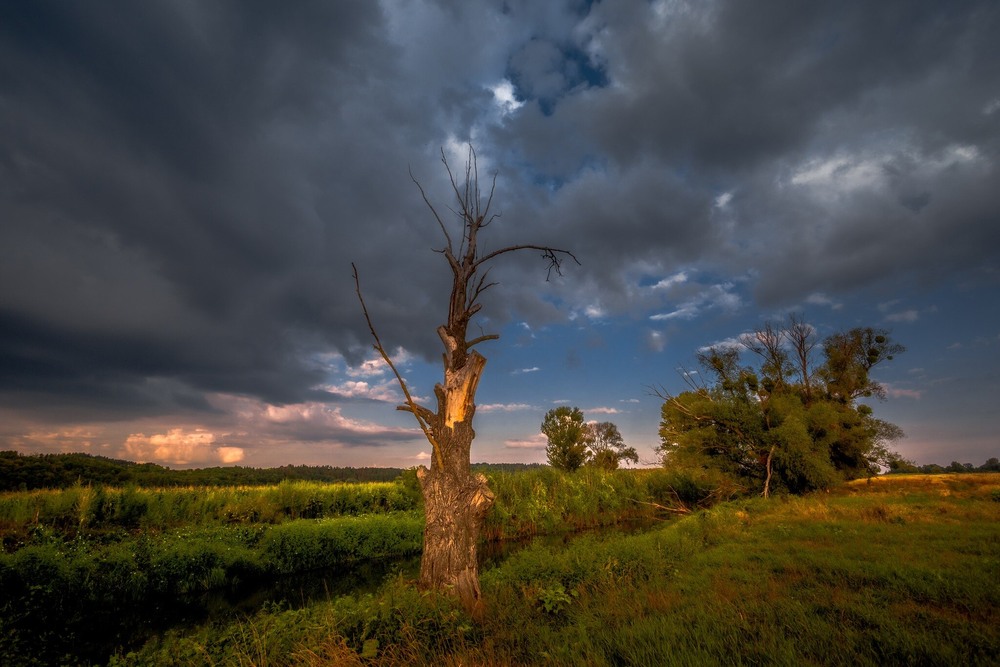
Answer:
xmin=113 ymin=474 xmax=999 ymax=666
xmin=0 ymin=479 xmax=420 ymax=535
xmin=483 ymin=466 xmax=715 ymax=540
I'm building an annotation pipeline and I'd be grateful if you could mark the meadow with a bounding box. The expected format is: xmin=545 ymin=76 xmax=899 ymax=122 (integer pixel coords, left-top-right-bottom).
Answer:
xmin=0 ymin=468 xmax=685 ymax=665
xmin=1 ymin=471 xmax=997 ymax=665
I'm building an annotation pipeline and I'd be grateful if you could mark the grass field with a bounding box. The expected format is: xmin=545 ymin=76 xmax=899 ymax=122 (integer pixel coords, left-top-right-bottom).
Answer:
xmin=108 ymin=473 xmax=999 ymax=666
xmin=1 ymin=467 xmax=695 ymax=665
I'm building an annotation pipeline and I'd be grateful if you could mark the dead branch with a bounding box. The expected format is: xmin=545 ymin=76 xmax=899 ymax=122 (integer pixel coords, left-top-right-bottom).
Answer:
xmin=352 ymin=263 xmax=444 ymax=470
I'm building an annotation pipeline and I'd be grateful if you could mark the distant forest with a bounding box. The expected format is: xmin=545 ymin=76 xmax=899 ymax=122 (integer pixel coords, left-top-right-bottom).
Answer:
xmin=0 ymin=450 xmax=994 ymax=492
xmin=0 ymin=451 xmax=544 ymax=491
xmin=887 ymin=456 xmax=1000 ymax=475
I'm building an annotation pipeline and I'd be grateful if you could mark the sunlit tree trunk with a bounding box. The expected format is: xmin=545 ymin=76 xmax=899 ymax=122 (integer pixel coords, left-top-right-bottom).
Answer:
xmin=354 ymin=146 xmax=576 ymax=613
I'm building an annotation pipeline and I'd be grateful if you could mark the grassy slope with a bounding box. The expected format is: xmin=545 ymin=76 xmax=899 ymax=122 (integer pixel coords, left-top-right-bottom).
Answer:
xmin=120 ymin=473 xmax=1000 ymax=666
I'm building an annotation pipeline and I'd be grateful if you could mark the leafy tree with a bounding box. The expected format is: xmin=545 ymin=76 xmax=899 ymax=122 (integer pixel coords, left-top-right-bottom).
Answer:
xmin=542 ymin=407 xmax=588 ymax=472
xmin=820 ymin=327 xmax=904 ymax=401
xmin=657 ymin=318 xmax=905 ymax=496
xmin=583 ymin=421 xmax=638 ymax=470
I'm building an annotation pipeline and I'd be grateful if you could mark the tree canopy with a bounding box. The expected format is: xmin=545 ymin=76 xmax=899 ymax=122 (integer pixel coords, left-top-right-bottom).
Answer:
xmin=657 ymin=319 xmax=906 ymax=496
xmin=542 ymin=408 xmax=636 ymax=471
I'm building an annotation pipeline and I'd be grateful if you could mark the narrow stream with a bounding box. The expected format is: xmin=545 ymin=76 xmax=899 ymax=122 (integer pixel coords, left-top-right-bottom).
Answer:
xmin=77 ymin=519 xmax=663 ymax=664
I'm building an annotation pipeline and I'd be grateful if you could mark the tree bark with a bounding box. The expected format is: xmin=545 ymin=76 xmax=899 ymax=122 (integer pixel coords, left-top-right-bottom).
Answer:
xmin=415 ymin=348 xmax=495 ymax=613
xmin=356 ymin=147 xmax=574 ymax=613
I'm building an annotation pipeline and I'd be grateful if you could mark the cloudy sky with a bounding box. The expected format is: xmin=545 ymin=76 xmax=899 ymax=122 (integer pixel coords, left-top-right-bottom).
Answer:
xmin=2 ymin=0 xmax=998 ymax=470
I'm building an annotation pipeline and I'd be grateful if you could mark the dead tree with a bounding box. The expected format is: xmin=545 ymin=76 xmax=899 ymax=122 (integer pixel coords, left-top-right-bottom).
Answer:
xmin=354 ymin=146 xmax=577 ymax=614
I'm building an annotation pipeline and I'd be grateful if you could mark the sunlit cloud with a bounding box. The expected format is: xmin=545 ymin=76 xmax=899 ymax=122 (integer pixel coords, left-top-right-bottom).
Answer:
xmin=123 ymin=428 xmax=244 ymax=466
xmin=586 ymin=406 xmax=621 ymax=415
xmin=511 ymin=367 xmax=541 ymax=375
xmin=322 ymin=379 xmax=401 ymax=402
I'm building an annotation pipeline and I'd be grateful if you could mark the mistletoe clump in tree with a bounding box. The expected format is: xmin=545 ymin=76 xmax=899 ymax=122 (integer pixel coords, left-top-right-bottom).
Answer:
xmin=354 ymin=147 xmax=577 ymax=613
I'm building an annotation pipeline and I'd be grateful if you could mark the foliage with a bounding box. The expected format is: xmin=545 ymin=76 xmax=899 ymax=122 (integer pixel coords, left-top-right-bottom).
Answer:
xmin=542 ymin=407 xmax=588 ymax=472
xmin=582 ymin=421 xmax=639 ymax=470
xmin=1 ymin=467 xmax=695 ymax=665
xmin=110 ymin=474 xmax=1000 ymax=666
xmin=658 ymin=318 xmax=906 ymax=496
xmin=0 ymin=450 xmax=405 ymax=491
xmin=542 ymin=408 xmax=636 ymax=472
xmin=0 ymin=480 xmax=420 ymax=537
xmin=482 ymin=467 xmax=690 ymax=540
xmin=886 ymin=455 xmax=1000 ymax=475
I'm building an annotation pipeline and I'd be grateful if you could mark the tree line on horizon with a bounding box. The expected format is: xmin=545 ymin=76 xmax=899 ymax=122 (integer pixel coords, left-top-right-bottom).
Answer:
xmin=1 ymin=450 xmax=521 ymax=493
xmin=0 ymin=452 xmax=553 ymax=492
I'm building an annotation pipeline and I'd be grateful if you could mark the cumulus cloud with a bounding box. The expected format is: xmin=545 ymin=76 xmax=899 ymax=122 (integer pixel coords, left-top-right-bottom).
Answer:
xmin=586 ymin=406 xmax=621 ymax=415
xmin=2 ymin=0 xmax=998 ymax=467
xmin=123 ymin=429 xmax=244 ymax=466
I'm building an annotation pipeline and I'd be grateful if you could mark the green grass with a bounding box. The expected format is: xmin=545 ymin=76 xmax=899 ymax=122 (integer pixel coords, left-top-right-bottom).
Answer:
xmin=0 ymin=479 xmax=420 ymax=535
xmin=113 ymin=473 xmax=999 ymax=666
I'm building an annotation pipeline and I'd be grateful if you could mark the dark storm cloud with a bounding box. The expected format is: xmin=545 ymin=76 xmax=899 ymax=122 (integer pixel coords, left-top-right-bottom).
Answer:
xmin=1 ymin=0 xmax=998 ymax=432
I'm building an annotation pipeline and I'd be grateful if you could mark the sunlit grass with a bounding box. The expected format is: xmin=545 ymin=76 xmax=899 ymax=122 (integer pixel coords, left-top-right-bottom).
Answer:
xmin=114 ymin=473 xmax=999 ymax=666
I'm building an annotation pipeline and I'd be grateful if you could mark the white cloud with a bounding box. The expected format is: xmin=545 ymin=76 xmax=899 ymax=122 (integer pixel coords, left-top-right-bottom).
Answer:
xmin=346 ymin=348 xmax=412 ymax=378
xmin=885 ymin=309 xmax=919 ymax=323
xmin=714 ymin=191 xmax=733 ymax=208
xmin=490 ymin=79 xmax=524 ymax=115
xmin=511 ymin=367 xmax=540 ymax=375
xmin=586 ymin=406 xmax=621 ymax=415
xmin=806 ymin=292 xmax=842 ymax=309
xmin=790 ymin=153 xmax=885 ymax=192
xmin=885 ymin=385 xmax=923 ymax=400
xmin=650 ymin=304 xmax=699 ymax=321
xmin=651 ymin=282 xmax=740 ymax=321
xmin=504 ymin=434 xmax=547 ymax=449
xmin=479 ymin=403 xmax=534 ymax=412
xmin=789 ymin=143 xmax=984 ymax=200
xmin=697 ymin=336 xmax=746 ymax=353
xmin=323 ymin=379 xmax=401 ymax=402
xmin=651 ymin=271 xmax=688 ymax=290
xmin=646 ymin=329 xmax=666 ymax=352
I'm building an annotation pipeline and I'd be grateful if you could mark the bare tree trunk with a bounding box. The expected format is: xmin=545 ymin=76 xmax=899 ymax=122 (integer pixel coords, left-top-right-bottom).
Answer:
xmin=417 ymin=468 xmax=494 ymax=611
xmin=763 ymin=445 xmax=775 ymax=498
xmin=415 ymin=347 xmax=495 ymax=612
xmin=354 ymin=146 xmax=575 ymax=614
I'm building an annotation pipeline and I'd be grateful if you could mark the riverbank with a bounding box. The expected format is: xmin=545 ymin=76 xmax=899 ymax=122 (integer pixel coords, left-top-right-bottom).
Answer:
xmin=116 ymin=474 xmax=1000 ymax=666
xmin=0 ymin=468 xmax=691 ymax=665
